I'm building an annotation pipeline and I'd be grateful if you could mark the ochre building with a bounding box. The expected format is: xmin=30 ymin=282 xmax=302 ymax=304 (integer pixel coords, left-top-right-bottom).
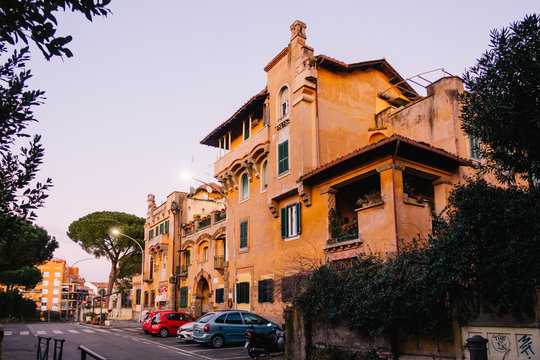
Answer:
xmin=200 ymin=20 xmax=481 ymax=323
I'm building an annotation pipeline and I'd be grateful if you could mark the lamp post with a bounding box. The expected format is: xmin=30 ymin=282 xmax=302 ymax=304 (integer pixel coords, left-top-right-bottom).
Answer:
xmin=191 ymin=176 xmax=237 ymax=310
xmin=111 ymin=229 xmax=145 ymax=321
xmin=65 ymin=258 xmax=93 ymax=321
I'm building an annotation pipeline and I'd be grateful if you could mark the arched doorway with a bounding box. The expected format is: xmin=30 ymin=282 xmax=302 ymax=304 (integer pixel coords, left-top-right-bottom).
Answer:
xmin=194 ymin=277 xmax=210 ymax=318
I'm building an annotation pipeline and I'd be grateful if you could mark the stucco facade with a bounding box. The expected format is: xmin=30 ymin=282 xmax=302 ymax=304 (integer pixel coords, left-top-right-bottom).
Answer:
xmin=201 ymin=20 xmax=482 ymax=324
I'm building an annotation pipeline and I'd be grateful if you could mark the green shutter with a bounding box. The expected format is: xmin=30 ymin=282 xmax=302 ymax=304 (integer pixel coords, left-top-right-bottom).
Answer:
xmin=282 ymin=140 xmax=289 ymax=172
xmin=179 ymin=287 xmax=188 ymax=307
xmin=240 ymin=221 xmax=248 ymax=248
xmin=164 ymin=220 xmax=169 ymax=234
xmin=160 ymin=223 xmax=164 ymax=234
xmin=215 ymin=288 xmax=224 ymax=303
xmin=236 ymin=282 xmax=250 ymax=303
xmin=296 ymin=203 xmax=301 ymax=235
xmin=258 ymin=279 xmax=273 ymax=303
xmin=280 ymin=207 xmax=287 ymax=238
xmin=258 ymin=281 xmax=264 ymax=303
xmin=149 ymin=229 xmax=154 ymax=239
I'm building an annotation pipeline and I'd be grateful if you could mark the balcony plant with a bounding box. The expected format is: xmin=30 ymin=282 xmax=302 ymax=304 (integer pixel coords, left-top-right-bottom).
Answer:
xmin=356 ymin=191 xmax=383 ymax=208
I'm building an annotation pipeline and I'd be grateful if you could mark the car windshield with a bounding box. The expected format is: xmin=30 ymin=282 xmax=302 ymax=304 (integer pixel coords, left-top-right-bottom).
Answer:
xmin=196 ymin=313 xmax=214 ymax=323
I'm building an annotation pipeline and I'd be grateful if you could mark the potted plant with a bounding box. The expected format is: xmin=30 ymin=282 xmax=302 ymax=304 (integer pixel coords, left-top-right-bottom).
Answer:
xmin=356 ymin=191 xmax=383 ymax=208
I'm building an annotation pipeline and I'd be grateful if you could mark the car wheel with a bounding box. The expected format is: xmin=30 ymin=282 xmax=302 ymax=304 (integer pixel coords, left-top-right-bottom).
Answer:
xmin=210 ymin=334 xmax=225 ymax=349
xmin=159 ymin=328 xmax=169 ymax=338
xmin=143 ymin=330 xmax=149 ymax=334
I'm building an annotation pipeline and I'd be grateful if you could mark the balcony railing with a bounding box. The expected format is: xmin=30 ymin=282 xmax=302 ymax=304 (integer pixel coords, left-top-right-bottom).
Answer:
xmin=327 ymin=228 xmax=359 ymax=245
xmin=198 ymin=217 xmax=211 ymax=229
xmin=215 ymin=211 xmax=226 ymax=222
xmin=214 ymin=256 xmax=225 ymax=269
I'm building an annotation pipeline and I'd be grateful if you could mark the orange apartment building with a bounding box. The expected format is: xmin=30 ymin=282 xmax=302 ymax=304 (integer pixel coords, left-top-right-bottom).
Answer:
xmin=25 ymin=259 xmax=86 ymax=317
xmin=200 ymin=20 xmax=480 ymax=323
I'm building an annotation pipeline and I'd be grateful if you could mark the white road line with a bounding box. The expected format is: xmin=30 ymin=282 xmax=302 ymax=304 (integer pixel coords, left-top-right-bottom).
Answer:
xmin=95 ymin=329 xmax=110 ymax=333
xmin=68 ymin=330 xmax=80 ymax=334
xmin=20 ymin=331 xmax=30 ymax=335
xmin=82 ymin=329 xmax=95 ymax=333
xmin=4 ymin=331 xmax=12 ymax=336
xmin=53 ymin=330 xmax=63 ymax=334
xmin=36 ymin=330 xmax=46 ymax=335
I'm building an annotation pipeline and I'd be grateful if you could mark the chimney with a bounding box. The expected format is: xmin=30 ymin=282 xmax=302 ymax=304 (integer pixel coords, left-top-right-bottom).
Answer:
xmin=290 ymin=20 xmax=307 ymax=45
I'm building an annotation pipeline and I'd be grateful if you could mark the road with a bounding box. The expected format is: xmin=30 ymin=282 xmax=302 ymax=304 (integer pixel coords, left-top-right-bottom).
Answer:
xmin=1 ymin=321 xmax=254 ymax=359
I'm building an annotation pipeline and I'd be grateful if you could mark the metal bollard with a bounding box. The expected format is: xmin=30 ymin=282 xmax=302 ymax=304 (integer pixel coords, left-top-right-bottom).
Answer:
xmin=466 ymin=335 xmax=488 ymax=360
xmin=37 ymin=336 xmax=51 ymax=360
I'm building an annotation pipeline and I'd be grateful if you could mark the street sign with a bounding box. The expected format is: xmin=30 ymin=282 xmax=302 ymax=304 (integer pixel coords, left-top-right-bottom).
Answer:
xmin=99 ymin=289 xmax=106 ymax=297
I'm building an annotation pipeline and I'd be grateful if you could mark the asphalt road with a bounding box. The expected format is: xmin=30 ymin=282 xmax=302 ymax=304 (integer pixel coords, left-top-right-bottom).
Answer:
xmin=1 ymin=322 xmax=256 ymax=359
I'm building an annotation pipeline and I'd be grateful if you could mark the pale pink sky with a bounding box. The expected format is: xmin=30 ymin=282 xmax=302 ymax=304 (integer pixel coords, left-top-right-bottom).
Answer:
xmin=21 ymin=0 xmax=537 ymax=281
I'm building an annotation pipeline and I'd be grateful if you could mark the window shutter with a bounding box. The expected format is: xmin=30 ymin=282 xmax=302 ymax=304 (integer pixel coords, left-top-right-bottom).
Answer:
xmin=240 ymin=221 xmax=248 ymax=248
xmin=296 ymin=203 xmax=301 ymax=235
xmin=280 ymin=207 xmax=287 ymax=238
xmin=278 ymin=142 xmax=284 ymax=174
xmin=149 ymin=229 xmax=153 ymax=239
xmin=215 ymin=288 xmax=224 ymax=303
xmin=165 ymin=220 xmax=169 ymax=234
xmin=179 ymin=287 xmax=188 ymax=307
xmin=267 ymin=279 xmax=273 ymax=302
xmin=283 ymin=140 xmax=289 ymax=172
xmin=258 ymin=281 xmax=264 ymax=303
xmin=160 ymin=223 xmax=164 ymax=234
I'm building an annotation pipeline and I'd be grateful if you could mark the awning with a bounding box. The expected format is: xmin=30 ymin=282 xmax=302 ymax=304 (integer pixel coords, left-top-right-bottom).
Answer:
xmin=155 ymin=294 xmax=167 ymax=302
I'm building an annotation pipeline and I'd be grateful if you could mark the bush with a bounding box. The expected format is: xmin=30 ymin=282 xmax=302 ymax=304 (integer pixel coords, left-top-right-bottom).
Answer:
xmin=0 ymin=290 xmax=38 ymax=320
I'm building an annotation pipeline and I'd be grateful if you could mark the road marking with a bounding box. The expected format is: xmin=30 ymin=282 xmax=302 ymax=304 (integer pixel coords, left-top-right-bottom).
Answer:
xmin=95 ymin=329 xmax=110 ymax=333
xmin=136 ymin=339 xmax=213 ymax=359
xmin=82 ymin=329 xmax=95 ymax=333
xmin=36 ymin=330 xmax=46 ymax=335
xmin=68 ymin=330 xmax=80 ymax=334
xmin=21 ymin=331 xmax=30 ymax=335
xmin=4 ymin=331 xmax=12 ymax=336
xmin=53 ymin=330 xmax=63 ymax=334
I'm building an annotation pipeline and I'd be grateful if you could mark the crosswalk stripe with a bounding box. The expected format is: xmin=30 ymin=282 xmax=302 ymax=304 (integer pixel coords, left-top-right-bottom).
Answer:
xmin=82 ymin=329 xmax=95 ymax=333
xmin=20 ymin=331 xmax=30 ymax=335
xmin=95 ymin=329 xmax=110 ymax=333
xmin=68 ymin=330 xmax=79 ymax=334
xmin=4 ymin=331 xmax=12 ymax=336
xmin=53 ymin=330 xmax=63 ymax=334
xmin=36 ymin=330 xmax=46 ymax=335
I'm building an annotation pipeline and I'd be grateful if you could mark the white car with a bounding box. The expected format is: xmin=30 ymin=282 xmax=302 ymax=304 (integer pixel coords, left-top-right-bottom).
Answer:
xmin=177 ymin=321 xmax=194 ymax=341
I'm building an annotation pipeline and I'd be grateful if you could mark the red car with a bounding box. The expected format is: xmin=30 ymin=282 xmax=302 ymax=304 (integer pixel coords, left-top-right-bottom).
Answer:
xmin=149 ymin=311 xmax=196 ymax=337
xmin=142 ymin=311 xmax=166 ymax=334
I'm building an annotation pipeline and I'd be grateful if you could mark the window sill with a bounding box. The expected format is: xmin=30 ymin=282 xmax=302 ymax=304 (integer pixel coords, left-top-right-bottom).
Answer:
xmin=238 ymin=247 xmax=249 ymax=254
xmin=239 ymin=197 xmax=249 ymax=204
xmin=277 ymin=170 xmax=290 ymax=180
xmin=284 ymin=235 xmax=300 ymax=242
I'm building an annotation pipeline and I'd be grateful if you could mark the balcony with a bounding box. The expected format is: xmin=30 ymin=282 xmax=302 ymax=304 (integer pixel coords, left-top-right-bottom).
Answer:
xmin=214 ymin=125 xmax=269 ymax=175
xmin=214 ymin=211 xmax=226 ymax=223
xmin=198 ymin=217 xmax=211 ymax=229
xmin=176 ymin=265 xmax=189 ymax=277
xmin=214 ymin=256 xmax=226 ymax=270
xmin=148 ymin=233 xmax=169 ymax=250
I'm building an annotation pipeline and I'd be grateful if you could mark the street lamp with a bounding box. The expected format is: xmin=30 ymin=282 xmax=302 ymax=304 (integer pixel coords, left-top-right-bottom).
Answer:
xmin=111 ymin=229 xmax=145 ymax=321
xmin=190 ymin=175 xmax=238 ymax=310
xmin=66 ymin=258 xmax=93 ymax=321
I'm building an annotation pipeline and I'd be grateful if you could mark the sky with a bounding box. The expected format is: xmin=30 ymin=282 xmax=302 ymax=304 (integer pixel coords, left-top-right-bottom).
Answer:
xmin=18 ymin=0 xmax=537 ymax=282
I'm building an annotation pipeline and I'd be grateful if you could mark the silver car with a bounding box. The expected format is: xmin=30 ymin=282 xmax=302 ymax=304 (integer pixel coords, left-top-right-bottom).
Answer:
xmin=177 ymin=321 xmax=194 ymax=341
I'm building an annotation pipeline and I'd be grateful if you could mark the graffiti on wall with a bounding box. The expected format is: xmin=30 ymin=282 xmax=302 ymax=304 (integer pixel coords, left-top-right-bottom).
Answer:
xmin=518 ymin=335 xmax=535 ymax=360
xmin=491 ymin=334 xmax=511 ymax=353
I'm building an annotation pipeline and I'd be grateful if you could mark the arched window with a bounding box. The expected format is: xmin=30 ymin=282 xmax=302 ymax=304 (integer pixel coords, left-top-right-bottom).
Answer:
xmin=261 ymin=160 xmax=268 ymax=190
xmin=203 ymin=246 xmax=209 ymax=261
xmin=240 ymin=173 xmax=249 ymax=200
xmin=279 ymin=87 xmax=290 ymax=118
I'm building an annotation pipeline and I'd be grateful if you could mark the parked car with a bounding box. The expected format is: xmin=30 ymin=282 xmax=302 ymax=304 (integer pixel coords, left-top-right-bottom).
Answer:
xmin=149 ymin=311 xmax=197 ymax=337
xmin=192 ymin=310 xmax=281 ymax=348
xmin=142 ymin=311 xmax=166 ymax=334
xmin=177 ymin=321 xmax=194 ymax=342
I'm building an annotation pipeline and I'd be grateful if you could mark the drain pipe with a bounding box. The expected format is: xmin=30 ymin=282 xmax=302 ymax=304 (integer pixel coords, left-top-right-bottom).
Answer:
xmin=392 ymin=140 xmax=401 ymax=254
